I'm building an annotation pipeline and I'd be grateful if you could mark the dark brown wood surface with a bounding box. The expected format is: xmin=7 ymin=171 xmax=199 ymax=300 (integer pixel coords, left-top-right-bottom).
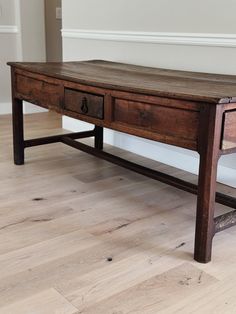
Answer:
xmin=7 ymin=60 xmax=236 ymax=104
xmin=16 ymin=73 xmax=61 ymax=110
xmin=194 ymin=105 xmax=223 ymax=262
xmin=222 ymin=109 xmax=236 ymax=150
xmin=64 ymin=88 xmax=104 ymax=119
xmin=12 ymin=67 xmax=201 ymax=150
xmin=113 ymin=98 xmax=199 ymax=141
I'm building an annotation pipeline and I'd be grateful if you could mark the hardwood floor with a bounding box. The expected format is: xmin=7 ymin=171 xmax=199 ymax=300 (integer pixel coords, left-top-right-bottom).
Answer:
xmin=0 ymin=111 xmax=236 ymax=313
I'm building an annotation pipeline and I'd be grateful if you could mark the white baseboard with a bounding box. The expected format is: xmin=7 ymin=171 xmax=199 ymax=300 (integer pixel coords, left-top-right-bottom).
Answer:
xmin=63 ymin=116 xmax=236 ymax=188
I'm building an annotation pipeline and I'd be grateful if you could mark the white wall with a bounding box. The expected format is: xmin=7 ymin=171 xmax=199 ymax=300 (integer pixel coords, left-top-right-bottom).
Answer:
xmin=19 ymin=0 xmax=46 ymax=61
xmin=62 ymin=0 xmax=236 ymax=187
xmin=0 ymin=0 xmax=46 ymax=114
xmin=62 ymin=0 xmax=236 ymax=34
xmin=0 ymin=0 xmax=15 ymax=24
xmin=18 ymin=0 xmax=47 ymax=113
xmin=0 ymin=0 xmax=18 ymax=114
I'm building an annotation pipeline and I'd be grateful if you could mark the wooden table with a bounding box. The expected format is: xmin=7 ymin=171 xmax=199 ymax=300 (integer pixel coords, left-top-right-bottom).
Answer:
xmin=7 ymin=60 xmax=236 ymax=263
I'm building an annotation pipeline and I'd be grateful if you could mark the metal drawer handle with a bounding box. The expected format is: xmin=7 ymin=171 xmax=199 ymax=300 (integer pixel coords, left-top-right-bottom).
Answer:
xmin=81 ymin=97 xmax=88 ymax=114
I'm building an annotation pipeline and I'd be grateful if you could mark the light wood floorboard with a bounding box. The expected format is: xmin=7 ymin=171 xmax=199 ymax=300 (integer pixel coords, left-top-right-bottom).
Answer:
xmin=0 ymin=111 xmax=236 ymax=313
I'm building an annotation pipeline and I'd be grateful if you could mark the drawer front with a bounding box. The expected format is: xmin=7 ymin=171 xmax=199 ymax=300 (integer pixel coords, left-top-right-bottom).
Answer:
xmin=64 ymin=88 xmax=104 ymax=119
xmin=222 ymin=109 xmax=236 ymax=150
xmin=113 ymin=98 xmax=199 ymax=143
xmin=16 ymin=74 xmax=61 ymax=108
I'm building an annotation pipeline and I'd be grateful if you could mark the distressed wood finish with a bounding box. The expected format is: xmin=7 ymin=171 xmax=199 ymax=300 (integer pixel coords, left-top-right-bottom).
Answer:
xmin=8 ymin=60 xmax=236 ymax=103
xmin=16 ymin=73 xmax=61 ymax=110
xmin=24 ymin=130 xmax=96 ymax=148
xmin=222 ymin=109 xmax=236 ymax=150
xmin=215 ymin=209 xmax=236 ymax=233
xmin=64 ymin=88 xmax=104 ymax=119
xmin=113 ymin=98 xmax=199 ymax=143
xmin=11 ymin=66 xmax=201 ymax=150
xmin=7 ymin=60 xmax=236 ymax=263
xmin=194 ymin=105 xmax=223 ymax=262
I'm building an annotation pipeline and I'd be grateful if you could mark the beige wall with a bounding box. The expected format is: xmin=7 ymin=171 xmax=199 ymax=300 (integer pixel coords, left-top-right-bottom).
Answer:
xmin=0 ymin=35 xmax=17 ymax=109
xmin=0 ymin=0 xmax=15 ymax=24
xmin=0 ymin=0 xmax=46 ymax=114
xmin=19 ymin=0 xmax=46 ymax=62
xmin=62 ymin=0 xmax=236 ymax=186
xmin=45 ymin=0 xmax=62 ymax=62
xmin=0 ymin=0 xmax=18 ymax=113
xmin=63 ymin=0 xmax=236 ymax=34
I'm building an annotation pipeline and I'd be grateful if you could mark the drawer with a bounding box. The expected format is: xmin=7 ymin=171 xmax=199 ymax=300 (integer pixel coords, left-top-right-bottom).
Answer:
xmin=64 ymin=88 xmax=104 ymax=119
xmin=113 ymin=98 xmax=199 ymax=143
xmin=16 ymin=74 xmax=61 ymax=108
xmin=222 ymin=109 xmax=236 ymax=150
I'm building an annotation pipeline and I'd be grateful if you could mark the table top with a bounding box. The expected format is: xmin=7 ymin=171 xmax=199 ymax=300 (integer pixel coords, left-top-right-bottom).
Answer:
xmin=8 ymin=60 xmax=236 ymax=104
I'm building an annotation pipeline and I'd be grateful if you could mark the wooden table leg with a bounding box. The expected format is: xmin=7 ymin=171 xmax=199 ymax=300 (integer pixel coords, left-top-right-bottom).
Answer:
xmin=194 ymin=151 xmax=219 ymax=262
xmin=94 ymin=126 xmax=103 ymax=150
xmin=194 ymin=105 xmax=223 ymax=263
xmin=12 ymin=98 xmax=24 ymax=165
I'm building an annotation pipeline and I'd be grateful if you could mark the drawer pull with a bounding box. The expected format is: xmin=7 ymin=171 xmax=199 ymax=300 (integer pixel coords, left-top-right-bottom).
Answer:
xmin=64 ymin=88 xmax=104 ymax=119
xmin=81 ymin=97 xmax=89 ymax=114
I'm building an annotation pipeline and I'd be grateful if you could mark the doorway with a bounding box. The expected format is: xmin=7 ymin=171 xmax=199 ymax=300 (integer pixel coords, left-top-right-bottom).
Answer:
xmin=44 ymin=0 xmax=62 ymax=62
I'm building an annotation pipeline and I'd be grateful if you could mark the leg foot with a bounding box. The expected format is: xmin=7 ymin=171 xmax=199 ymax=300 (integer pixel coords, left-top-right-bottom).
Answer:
xmin=194 ymin=105 xmax=223 ymax=263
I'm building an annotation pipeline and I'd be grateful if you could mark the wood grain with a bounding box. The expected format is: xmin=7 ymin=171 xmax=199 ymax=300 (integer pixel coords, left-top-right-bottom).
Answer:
xmin=0 ymin=288 xmax=78 ymax=314
xmin=16 ymin=73 xmax=61 ymax=110
xmin=1 ymin=113 xmax=236 ymax=313
xmin=113 ymin=98 xmax=199 ymax=142
xmin=8 ymin=60 xmax=236 ymax=103
xmin=64 ymin=88 xmax=104 ymax=119
xmin=222 ymin=109 xmax=236 ymax=150
xmin=77 ymin=263 xmax=216 ymax=314
xmin=8 ymin=60 xmax=236 ymax=266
